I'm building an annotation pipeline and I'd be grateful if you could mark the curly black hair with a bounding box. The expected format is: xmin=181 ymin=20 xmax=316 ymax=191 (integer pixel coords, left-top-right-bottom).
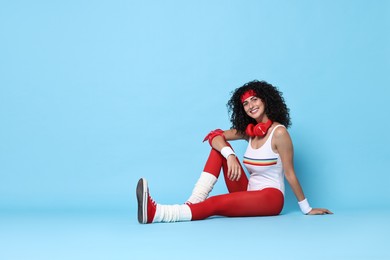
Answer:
xmin=227 ymin=80 xmax=291 ymax=135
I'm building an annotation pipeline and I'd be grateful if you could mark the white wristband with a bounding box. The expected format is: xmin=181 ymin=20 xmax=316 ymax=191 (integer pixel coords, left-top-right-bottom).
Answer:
xmin=220 ymin=146 xmax=235 ymax=159
xmin=298 ymin=198 xmax=312 ymax=214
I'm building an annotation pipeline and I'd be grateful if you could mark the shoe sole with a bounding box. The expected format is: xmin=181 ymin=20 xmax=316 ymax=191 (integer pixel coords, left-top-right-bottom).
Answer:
xmin=136 ymin=178 xmax=148 ymax=224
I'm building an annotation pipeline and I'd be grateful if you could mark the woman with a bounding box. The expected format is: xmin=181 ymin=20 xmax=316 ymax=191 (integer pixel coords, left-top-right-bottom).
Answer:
xmin=136 ymin=80 xmax=332 ymax=224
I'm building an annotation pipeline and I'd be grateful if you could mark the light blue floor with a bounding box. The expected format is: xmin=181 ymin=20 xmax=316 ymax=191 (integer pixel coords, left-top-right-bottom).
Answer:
xmin=1 ymin=207 xmax=388 ymax=260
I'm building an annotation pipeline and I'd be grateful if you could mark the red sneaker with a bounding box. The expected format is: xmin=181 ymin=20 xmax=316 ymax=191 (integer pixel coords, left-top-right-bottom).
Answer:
xmin=136 ymin=178 xmax=157 ymax=224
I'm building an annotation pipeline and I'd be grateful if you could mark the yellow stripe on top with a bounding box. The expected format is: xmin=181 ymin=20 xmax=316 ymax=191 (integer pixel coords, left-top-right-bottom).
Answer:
xmin=243 ymin=156 xmax=277 ymax=166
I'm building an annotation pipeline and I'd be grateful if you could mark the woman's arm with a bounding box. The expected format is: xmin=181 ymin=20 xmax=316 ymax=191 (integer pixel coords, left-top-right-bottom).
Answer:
xmin=209 ymin=129 xmax=245 ymax=181
xmin=274 ymin=127 xmax=332 ymax=215
xmin=211 ymin=129 xmax=246 ymax=151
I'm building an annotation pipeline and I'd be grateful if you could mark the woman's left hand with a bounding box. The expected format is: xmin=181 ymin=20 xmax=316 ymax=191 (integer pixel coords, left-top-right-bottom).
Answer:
xmin=226 ymin=155 xmax=242 ymax=181
xmin=308 ymin=208 xmax=333 ymax=215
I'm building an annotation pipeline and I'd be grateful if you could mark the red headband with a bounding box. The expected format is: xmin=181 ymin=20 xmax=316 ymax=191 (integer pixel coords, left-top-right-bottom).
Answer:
xmin=240 ymin=90 xmax=256 ymax=103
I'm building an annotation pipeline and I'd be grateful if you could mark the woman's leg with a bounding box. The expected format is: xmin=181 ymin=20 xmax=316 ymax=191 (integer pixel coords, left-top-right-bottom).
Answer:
xmin=186 ymin=144 xmax=248 ymax=204
xmin=189 ymin=188 xmax=284 ymax=220
xmin=137 ymin=178 xmax=191 ymax=223
xmin=137 ymin=178 xmax=283 ymax=224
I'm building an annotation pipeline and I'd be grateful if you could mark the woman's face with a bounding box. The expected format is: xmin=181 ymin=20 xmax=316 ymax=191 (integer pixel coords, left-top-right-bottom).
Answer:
xmin=242 ymin=96 xmax=266 ymax=122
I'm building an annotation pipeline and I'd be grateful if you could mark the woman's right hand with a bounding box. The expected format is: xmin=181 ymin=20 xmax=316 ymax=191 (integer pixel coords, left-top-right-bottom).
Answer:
xmin=227 ymin=155 xmax=242 ymax=181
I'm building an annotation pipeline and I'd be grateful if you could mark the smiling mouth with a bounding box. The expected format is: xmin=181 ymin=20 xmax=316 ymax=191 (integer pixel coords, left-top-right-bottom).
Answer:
xmin=250 ymin=108 xmax=259 ymax=114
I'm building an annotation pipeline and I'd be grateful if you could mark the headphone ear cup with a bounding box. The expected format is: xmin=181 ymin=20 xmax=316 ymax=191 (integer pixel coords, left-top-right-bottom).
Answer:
xmin=245 ymin=124 xmax=255 ymax=137
xmin=253 ymin=123 xmax=267 ymax=137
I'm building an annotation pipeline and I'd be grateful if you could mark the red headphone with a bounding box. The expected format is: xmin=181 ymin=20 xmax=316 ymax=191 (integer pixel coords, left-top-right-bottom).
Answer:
xmin=245 ymin=120 xmax=273 ymax=137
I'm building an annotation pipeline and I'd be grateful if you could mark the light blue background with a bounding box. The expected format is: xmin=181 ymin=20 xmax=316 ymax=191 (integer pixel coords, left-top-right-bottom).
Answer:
xmin=1 ymin=1 xmax=389 ymax=259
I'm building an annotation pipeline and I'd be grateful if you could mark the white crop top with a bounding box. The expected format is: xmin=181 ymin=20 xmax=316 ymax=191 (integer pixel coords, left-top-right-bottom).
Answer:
xmin=243 ymin=125 xmax=285 ymax=194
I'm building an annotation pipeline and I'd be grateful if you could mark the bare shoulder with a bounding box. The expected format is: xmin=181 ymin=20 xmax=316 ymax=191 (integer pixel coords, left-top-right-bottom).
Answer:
xmin=272 ymin=124 xmax=293 ymax=146
xmin=272 ymin=124 xmax=293 ymax=153
xmin=273 ymin=124 xmax=289 ymax=138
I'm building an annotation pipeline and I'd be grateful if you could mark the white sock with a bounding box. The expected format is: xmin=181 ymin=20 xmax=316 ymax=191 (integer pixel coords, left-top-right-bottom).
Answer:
xmin=153 ymin=204 xmax=192 ymax=223
xmin=186 ymin=172 xmax=217 ymax=204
